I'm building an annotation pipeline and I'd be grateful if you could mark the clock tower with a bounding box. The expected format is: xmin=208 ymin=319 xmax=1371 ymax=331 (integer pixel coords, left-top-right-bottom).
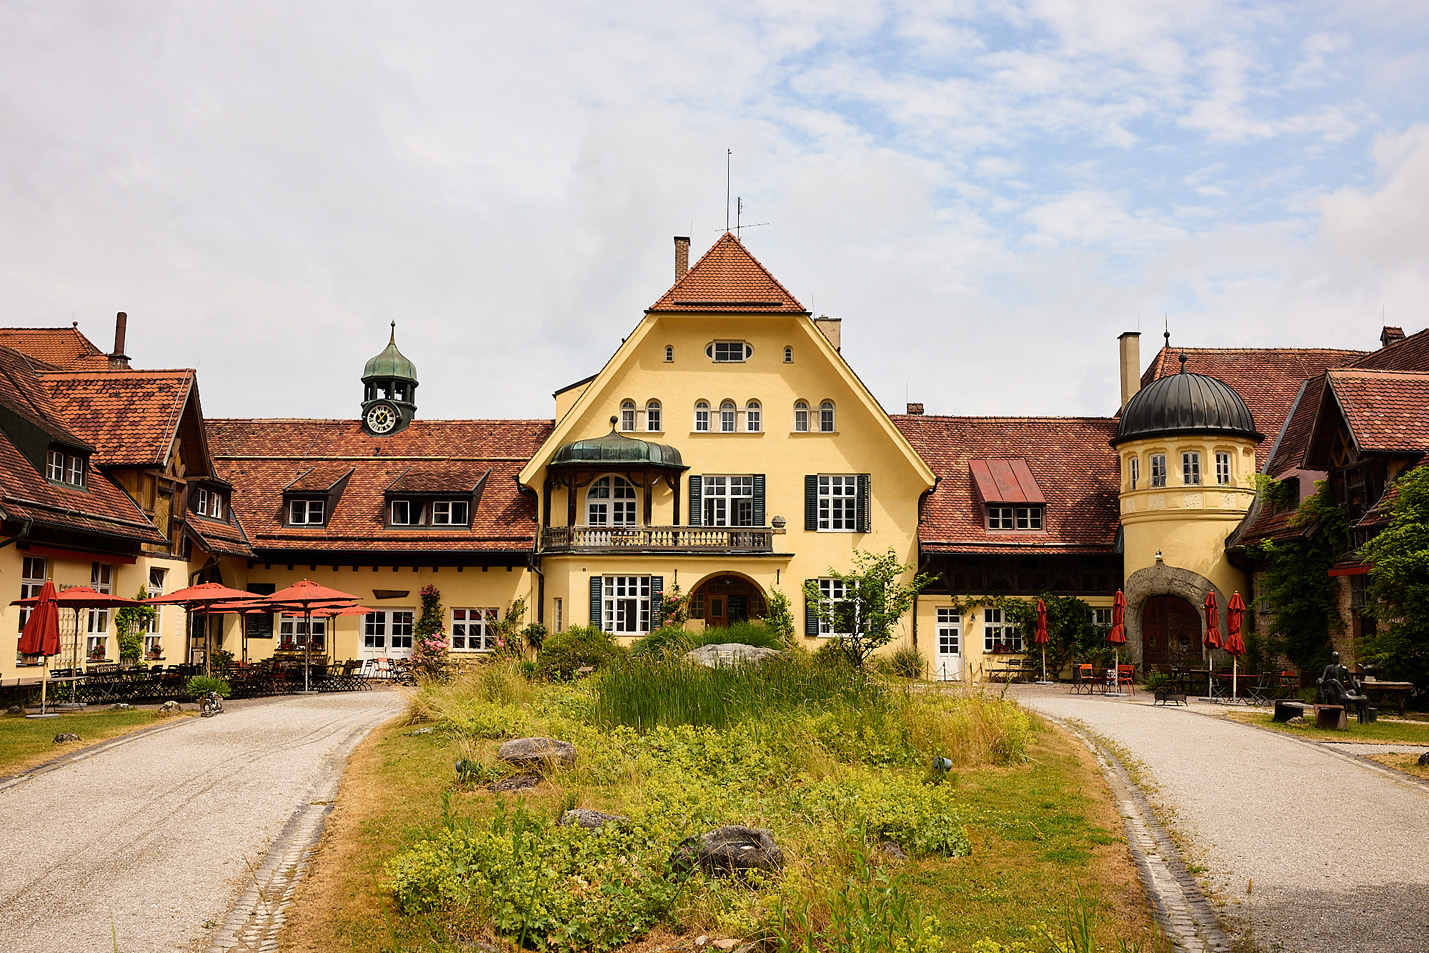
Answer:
xmin=361 ymin=323 xmax=419 ymax=436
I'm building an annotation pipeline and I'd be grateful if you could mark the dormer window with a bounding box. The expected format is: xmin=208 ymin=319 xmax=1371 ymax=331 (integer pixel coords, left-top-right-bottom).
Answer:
xmin=390 ymin=500 xmax=413 ymax=525
xmin=387 ymin=498 xmax=472 ymax=527
xmin=987 ymin=505 xmax=1044 ymax=531
xmin=195 ymin=487 xmax=227 ymax=520
xmin=707 ymin=341 xmax=753 ymax=363
xmin=970 ymin=458 xmax=1047 ymax=534
xmin=432 ymin=500 xmax=469 ymax=525
xmin=289 ymin=499 xmax=326 ymax=525
xmin=47 ymin=449 xmax=86 ymax=487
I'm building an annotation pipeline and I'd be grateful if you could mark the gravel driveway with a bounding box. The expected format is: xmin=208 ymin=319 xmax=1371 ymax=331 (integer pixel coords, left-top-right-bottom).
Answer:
xmin=0 ymin=690 xmax=406 ymax=953
xmin=1012 ymin=685 xmax=1429 ymax=953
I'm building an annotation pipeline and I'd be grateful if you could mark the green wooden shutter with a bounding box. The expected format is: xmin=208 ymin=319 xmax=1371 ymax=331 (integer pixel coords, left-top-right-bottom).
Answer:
xmin=650 ymin=576 xmax=664 ymax=629
xmin=589 ymin=576 xmax=603 ymax=631
xmin=804 ymin=475 xmax=819 ymax=531
xmin=805 ymin=580 xmax=821 ymax=636
xmin=689 ymin=475 xmax=703 ymax=526
xmin=752 ymin=474 xmax=766 ymax=526
xmin=857 ymin=474 xmax=871 ymax=532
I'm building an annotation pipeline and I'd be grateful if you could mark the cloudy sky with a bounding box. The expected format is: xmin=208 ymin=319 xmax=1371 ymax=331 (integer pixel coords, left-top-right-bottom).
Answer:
xmin=4 ymin=1 xmax=1429 ymax=421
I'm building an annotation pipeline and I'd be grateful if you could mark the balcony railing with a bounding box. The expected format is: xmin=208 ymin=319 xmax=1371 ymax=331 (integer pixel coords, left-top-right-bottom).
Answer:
xmin=542 ymin=524 xmax=777 ymax=553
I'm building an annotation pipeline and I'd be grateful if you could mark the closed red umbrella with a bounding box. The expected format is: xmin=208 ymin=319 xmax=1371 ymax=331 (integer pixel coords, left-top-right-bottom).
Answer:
xmin=18 ymin=580 xmax=61 ymax=716
xmin=1225 ymin=592 xmax=1247 ymax=701
xmin=1034 ymin=599 xmax=1050 ymax=682
xmin=1108 ymin=591 xmax=1126 ymax=692
xmin=1203 ymin=591 xmax=1221 ymax=696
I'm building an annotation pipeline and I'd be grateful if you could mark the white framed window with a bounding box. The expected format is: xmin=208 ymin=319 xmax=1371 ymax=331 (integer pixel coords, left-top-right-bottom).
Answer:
xmin=1150 ymin=454 xmax=1167 ymax=488
xmin=745 ymin=401 xmax=761 ymax=433
xmin=794 ymin=401 xmax=809 ymax=432
xmin=361 ymin=610 xmax=412 ymax=655
xmin=1182 ymin=452 xmax=1202 ymax=486
xmin=1215 ymin=452 xmax=1231 ymax=486
xmin=281 ymin=614 xmax=328 ymax=650
xmin=706 ymin=341 xmax=752 ymax=362
xmin=87 ymin=563 xmax=113 ymax=661
xmin=603 ymin=575 xmax=651 ymax=635
xmin=645 ymin=400 xmax=662 ymax=432
xmin=209 ymin=493 xmax=224 ymax=520
xmin=144 ymin=568 xmax=166 ymax=658
xmin=619 ymin=400 xmax=636 ymax=432
xmin=1129 ymin=457 xmax=1139 ymax=490
xmin=987 ymin=505 xmax=1043 ymax=531
xmin=432 ymin=500 xmax=469 ymax=526
xmin=936 ymin=607 xmax=961 ymax=655
xmin=815 ymin=577 xmax=854 ymax=637
xmin=719 ymin=400 xmax=737 ymax=433
xmin=817 ymin=475 xmax=857 ymax=531
xmin=47 ymin=449 xmax=85 ymax=487
xmin=1092 ymin=607 xmax=1114 ymax=629
xmin=196 ymin=487 xmax=210 ymax=516
xmin=701 ymin=475 xmax=755 ymax=526
xmin=553 ymin=597 xmax=563 ymax=634
xmin=819 ymin=401 xmax=836 ymax=432
xmin=17 ymin=557 xmax=46 ymax=662
xmin=451 ymin=607 xmax=498 ymax=651
xmin=587 ymin=476 xmax=636 ymax=526
xmin=694 ymin=401 xmax=710 ymax=432
xmin=784 ymin=346 xmax=793 ymax=363
xmin=983 ymin=607 xmax=1022 ymax=653
xmin=288 ymin=499 xmax=325 ymax=525
xmin=390 ymin=500 xmax=413 ymax=525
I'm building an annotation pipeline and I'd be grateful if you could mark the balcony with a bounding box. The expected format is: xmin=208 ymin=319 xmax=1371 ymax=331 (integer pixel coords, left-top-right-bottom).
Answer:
xmin=541 ymin=524 xmax=778 ymax=554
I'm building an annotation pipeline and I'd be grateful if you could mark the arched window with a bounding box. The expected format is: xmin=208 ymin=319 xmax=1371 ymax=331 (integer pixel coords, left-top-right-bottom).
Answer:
xmin=819 ymin=401 xmax=836 ymax=432
xmin=619 ymin=400 xmax=636 ymax=432
xmin=587 ymin=476 xmax=636 ymax=526
xmin=645 ymin=400 xmax=662 ymax=432
xmin=794 ymin=401 xmax=809 ymax=433
xmin=664 ymin=345 xmax=674 ymax=363
xmin=784 ymin=346 xmax=793 ymax=363
xmin=694 ymin=401 xmax=710 ymax=432
xmin=745 ymin=400 xmax=762 ymax=433
xmin=720 ymin=400 xmax=737 ymax=433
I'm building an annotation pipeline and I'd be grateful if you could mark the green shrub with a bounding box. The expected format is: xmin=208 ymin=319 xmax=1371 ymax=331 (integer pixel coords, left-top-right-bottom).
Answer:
xmin=185 ymin=675 xmax=231 ymax=699
xmin=886 ymin=645 xmax=926 ymax=679
xmin=693 ymin=620 xmax=785 ymax=651
xmin=536 ymin=626 xmax=627 ymax=680
xmin=630 ymin=625 xmax=694 ymax=659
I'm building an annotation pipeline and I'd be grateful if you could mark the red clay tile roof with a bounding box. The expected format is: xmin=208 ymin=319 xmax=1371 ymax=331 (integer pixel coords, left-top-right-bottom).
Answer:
xmin=649 ymin=233 xmax=806 ymax=313
xmin=0 ymin=347 xmax=92 ymax=449
xmin=1324 ymin=370 xmax=1429 ymax=453
xmin=41 ymin=370 xmax=195 ymax=466
xmin=0 ymin=327 xmax=109 ymax=370
xmin=207 ymin=419 xmax=553 ymax=553
xmin=386 ymin=464 xmax=488 ymax=494
xmin=1265 ymin=376 xmax=1324 ymax=475
xmin=186 ymin=512 xmax=255 ymax=558
xmin=1141 ymin=346 xmax=1366 ymax=470
xmin=284 ymin=466 xmax=355 ymax=493
xmin=1350 ymin=326 xmax=1429 ymax=372
xmin=892 ymin=416 xmax=1120 ymax=552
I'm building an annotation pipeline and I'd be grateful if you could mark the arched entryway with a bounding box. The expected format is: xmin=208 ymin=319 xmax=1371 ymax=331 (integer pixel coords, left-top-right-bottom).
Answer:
xmin=690 ymin=574 xmax=766 ymax=630
xmin=1141 ymin=595 xmax=1200 ymax=668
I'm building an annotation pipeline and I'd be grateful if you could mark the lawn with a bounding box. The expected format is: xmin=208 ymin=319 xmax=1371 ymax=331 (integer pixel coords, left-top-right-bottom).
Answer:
xmin=0 ymin=708 xmax=159 ymax=775
xmin=282 ymin=658 xmax=1161 ymax=953
xmin=1226 ymin=710 xmax=1429 ymax=745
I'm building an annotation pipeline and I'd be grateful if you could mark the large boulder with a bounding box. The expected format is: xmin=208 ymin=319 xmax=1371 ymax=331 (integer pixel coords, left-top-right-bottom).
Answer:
xmin=670 ymin=825 xmax=784 ymax=881
xmin=560 ymin=809 xmax=629 ymax=830
xmin=497 ymin=737 xmax=576 ymax=770
xmin=685 ymin=643 xmax=781 ymax=668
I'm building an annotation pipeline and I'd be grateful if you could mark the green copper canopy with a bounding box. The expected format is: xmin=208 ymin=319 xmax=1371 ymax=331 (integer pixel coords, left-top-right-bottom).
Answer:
xmin=550 ymin=424 xmax=685 ymax=469
xmin=363 ymin=323 xmax=418 ymax=382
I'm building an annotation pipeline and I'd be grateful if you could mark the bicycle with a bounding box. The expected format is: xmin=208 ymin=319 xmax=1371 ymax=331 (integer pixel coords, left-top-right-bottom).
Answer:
xmin=200 ymin=691 xmax=225 ymax=717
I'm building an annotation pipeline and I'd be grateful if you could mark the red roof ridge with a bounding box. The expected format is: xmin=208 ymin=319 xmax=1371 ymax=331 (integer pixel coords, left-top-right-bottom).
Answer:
xmin=891 ymin=414 xmax=1116 ymax=423
xmin=648 ymin=233 xmax=806 ymax=313
xmin=207 ymin=416 xmax=552 ymax=424
xmin=1327 ymin=367 xmax=1429 ymax=378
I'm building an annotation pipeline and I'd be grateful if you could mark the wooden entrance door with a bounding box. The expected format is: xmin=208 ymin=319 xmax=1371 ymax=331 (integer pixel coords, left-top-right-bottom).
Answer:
xmin=1141 ymin=595 xmax=1200 ymax=668
xmin=692 ymin=576 xmax=765 ymax=631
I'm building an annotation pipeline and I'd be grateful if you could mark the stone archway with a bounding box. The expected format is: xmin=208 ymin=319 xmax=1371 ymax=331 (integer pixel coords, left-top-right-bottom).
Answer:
xmin=690 ymin=573 xmax=767 ymax=631
xmin=1123 ymin=564 xmax=1228 ymax=669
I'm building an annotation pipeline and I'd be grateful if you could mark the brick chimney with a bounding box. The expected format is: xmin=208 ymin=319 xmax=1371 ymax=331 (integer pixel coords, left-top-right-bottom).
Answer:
xmin=813 ymin=315 xmax=841 ymax=352
xmin=1380 ymin=325 xmax=1405 ymax=348
xmin=674 ymin=236 xmax=690 ymax=280
xmin=906 ymin=403 xmax=924 ymax=415
xmin=1118 ymin=331 xmax=1141 ymax=411
xmin=108 ymin=312 xmax=131 ymax=369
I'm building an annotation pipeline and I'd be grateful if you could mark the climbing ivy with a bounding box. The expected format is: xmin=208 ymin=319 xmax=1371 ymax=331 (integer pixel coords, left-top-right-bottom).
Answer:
xmin=1359 ymin=466 xmax=1429 ymax=685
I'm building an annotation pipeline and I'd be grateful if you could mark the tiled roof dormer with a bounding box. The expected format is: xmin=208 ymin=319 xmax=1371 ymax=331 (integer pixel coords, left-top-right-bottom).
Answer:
xmin=648 ymin=233 xmax=806 ymax=313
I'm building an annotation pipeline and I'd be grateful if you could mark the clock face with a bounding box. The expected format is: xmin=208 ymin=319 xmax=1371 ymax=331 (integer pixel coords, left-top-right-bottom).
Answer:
xmin=365 ymin=402 xmax=397 ymax=434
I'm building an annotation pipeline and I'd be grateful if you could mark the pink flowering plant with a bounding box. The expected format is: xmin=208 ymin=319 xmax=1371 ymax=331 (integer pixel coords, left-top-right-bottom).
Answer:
xmin=411 ymin=584 xmax=450 ymax=679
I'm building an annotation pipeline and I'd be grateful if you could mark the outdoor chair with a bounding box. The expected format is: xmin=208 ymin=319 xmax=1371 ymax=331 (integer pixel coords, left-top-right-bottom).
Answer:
xmin=1116 ymin=664 xmax=1135 ymax=693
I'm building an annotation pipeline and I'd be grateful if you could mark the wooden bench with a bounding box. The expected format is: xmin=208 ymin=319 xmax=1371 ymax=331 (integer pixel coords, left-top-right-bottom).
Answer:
xmin=1314 ymin=705 xmax=1347 ymax=730
xmin=1274 ymin=700 xmax=1311 ymax=722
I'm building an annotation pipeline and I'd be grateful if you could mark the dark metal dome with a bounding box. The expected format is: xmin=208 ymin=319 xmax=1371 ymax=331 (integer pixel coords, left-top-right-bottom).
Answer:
xmin=550 ymin=424 xmax=685 ymax=469
xmin=1112 ymin=365 xmax=1262 ymax=447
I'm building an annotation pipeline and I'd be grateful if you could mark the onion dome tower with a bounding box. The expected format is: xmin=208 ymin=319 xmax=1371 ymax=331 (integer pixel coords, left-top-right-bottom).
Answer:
xmin=1110 ymin=352 xmax=1263 ymax=668
xmin=361 ymin=323 xmax=418 ymax=436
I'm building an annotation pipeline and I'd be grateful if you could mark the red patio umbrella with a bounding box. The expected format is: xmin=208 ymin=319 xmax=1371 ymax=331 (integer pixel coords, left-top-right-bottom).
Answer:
xmin=1034 ymin=599 xmax=1050 ymax=682
xmin=1203 ymin=591 xmax=1221 ymax=696
xmin=259 ymin=581 xmax=361 ymax=693
xmin=1224 ymin=592 xmax=1247 ymax=701
xmin=17 ymin=580 xmax=61 ymax=716
xmin=14 ymin=585 xmax=142 ymax=674
xmin=1107 ymin=591 xmax=1127 ymax=693
xmin=146 ymin=582 xmax=255 ymax=675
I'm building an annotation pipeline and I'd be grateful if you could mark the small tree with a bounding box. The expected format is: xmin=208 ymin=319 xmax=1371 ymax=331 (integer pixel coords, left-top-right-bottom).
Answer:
xmin=115 ymin=588 xmax=156 ymax=668
xmin=1359 ymin=466 xmax=1429 ymax=685
xmin=411 ymin=584 xmax=450 ymax=679
xmin=1003 ymin=593 xmax=1102 ymax=678
xmin=804 ymin=548 xmax=933 ymax=667
xmin=763 ymin=588 xmax=796 ymax=643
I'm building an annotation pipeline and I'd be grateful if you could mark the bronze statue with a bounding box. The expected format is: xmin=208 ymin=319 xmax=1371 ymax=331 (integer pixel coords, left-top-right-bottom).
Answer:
xmin=1316 ymin=651 xmax=1369 ymax=721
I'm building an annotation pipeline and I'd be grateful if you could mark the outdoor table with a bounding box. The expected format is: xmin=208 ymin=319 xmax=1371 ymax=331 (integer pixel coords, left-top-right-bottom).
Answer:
xmin=1360 ymin=679 xmax=1414 ymax=716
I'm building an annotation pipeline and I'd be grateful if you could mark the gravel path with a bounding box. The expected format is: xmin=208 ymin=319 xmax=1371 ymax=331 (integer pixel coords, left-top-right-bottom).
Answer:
xmin=0 ymin=690 xmax=406 ymax=953
xmin=1012 ymin=685 xmax=1429 ymax=953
